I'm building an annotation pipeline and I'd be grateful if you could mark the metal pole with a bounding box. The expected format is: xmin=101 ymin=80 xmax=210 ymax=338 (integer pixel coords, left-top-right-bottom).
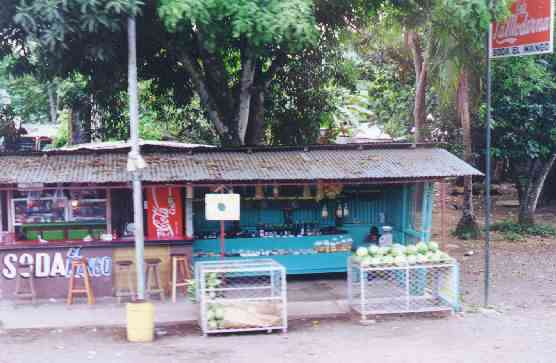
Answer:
xmin=128 ymin=16 xmax=145 ymax=300
xmin=484 ymin=13 xmax=492 ymax=307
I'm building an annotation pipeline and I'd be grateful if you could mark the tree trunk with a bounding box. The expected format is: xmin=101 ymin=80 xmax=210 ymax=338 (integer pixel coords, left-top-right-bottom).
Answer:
xmin=245 ymin=89 xmax=266 ymax=145
xmin=68 ymin=101 xmax=91 ymax=145
xmin=237 ymin=55 xmax=256 ymax=144
xmin=180 ymin=53 xmax=237 ymax=145
xmin=407 ymin=30 xmax=427 ymax=143
xmin=518 ymin=155 xmax=556 ymax=225
xmin=454 ymin=67 xmax=480 ymax=239
xmin=47 ymin=82 xmax=58 ymax=124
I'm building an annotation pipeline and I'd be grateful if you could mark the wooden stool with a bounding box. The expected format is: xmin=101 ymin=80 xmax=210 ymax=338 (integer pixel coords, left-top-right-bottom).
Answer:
xmin=66 ymin=257 xmax=95 ymax=305
xmin=170 ymin=253 xmax=192 ymax=303
xmin=145 ymin=258 xmax=165 ymax=301
xmin=115 ymin=260 xmax=135 ymax=303
xmin=15 ymin=263 xmax=36 ymax=303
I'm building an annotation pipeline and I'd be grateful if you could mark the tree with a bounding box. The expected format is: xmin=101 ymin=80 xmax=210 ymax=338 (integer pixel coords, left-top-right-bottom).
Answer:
xmin=431 ymin=0 xmax=496 ymax=239
xmin=7 ymin=0 xmax=383 ymax=146
xmin=428 ymin=0 xmax=510 ymax=238
xmin=492 ymin=54 xmax=556 ymax=225
xmin=0 ymin=57 xmax=51 ymax=124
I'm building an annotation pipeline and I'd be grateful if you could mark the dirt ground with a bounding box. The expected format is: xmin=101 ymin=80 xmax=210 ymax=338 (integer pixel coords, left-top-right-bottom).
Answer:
xmin=432 ymin=183 xmax=556 ymax=311
xmin=2 ymin=184 xmax=556 ymax=363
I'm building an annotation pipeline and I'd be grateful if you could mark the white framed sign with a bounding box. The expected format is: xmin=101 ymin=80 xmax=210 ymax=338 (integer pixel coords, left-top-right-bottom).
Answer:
xmin=205 ymin=193 xmax=240 ymax=221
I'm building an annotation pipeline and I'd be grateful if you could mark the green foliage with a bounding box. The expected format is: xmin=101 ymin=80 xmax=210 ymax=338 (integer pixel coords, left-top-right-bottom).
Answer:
xmin=159 ymin=0 xmax=319 ymax=49
xmin=0 ymin=57 xmax=50 ymax=123
xmin=492 ymin=219 xmax=556 ymax=241
xmin=52 ymin=110 xmax=70 ymax=147
xmin=15 ymin=0 xmax=143 ymax=51
xmin=0 ymin=105 xmax=22 ymax=149
xmin=492 ymin=54 xmax=556 ymax=163
xmin=366 ymin=62 xmax=413 ymax=138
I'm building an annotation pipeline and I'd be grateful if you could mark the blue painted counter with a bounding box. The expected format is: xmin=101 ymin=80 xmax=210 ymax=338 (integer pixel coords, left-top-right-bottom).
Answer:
xmin=193 ymin=235 xmax=353 ymax=274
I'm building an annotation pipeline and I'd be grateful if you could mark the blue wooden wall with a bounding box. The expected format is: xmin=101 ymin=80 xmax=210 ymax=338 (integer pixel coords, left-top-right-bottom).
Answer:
xmin=193 ymin=183 xmax=434 ymax=244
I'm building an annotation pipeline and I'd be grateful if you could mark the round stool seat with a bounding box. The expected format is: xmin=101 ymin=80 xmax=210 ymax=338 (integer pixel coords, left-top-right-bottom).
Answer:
xmin=116 ymin=260 xmax=133 ymax=266
xmin=71 ymin=256 xmax=88 ymax=262
xmin=145 ymin=258 xmax=162 ymax=265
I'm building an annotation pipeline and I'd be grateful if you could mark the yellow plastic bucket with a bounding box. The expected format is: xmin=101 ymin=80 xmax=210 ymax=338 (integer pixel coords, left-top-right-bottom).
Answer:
xmin=126 ymin=300 xmax=155 ymax=342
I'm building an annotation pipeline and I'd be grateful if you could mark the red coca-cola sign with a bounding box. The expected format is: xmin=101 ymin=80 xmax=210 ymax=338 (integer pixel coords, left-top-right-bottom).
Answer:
xmin=146 ymin=187 xmax=184 ymax=240
xmin=490 ymin=0 xmax=554 ymax=58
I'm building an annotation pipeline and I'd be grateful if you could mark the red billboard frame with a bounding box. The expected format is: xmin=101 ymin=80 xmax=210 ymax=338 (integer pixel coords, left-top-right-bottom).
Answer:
xmin=490 ymin=0 xmax=554 ymax=58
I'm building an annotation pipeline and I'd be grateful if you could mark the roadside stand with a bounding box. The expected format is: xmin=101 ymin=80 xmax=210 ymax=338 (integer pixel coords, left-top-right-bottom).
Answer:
xmin=0 ymin=141 xmax=478 ymax=315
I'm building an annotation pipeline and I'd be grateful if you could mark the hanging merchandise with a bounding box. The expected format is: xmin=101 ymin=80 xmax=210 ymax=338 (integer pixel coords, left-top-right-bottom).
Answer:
xmin=69 ymin=191 xmax=80 ymax=208
xmin=321 ymin=204 xmax=329 ymax=219
xmin=303 ymin=185 xmax=311 ymax=199
xmin=315 ymin=183 xmax=324 ymax=202
xmin=26 ymin=191 xmax=41 ymax=209
xmin=255 ymin=185 xmax=264 ymax=200
xmin=336 ymin=204 xmax=343 ymax=218
xmin=343 ymin=203 xmax=349 ymax=217
xmin=186 ymin=184 xmax=194 ymax=199
xmin=273 ymin=185 xmax=279 ymax=198
xmin=54 ymin=188 xmax=65 ymax=208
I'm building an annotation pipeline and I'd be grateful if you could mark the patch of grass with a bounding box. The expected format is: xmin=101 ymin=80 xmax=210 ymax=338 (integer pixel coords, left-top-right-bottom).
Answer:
xmin=491 ymin=219 xmax=556 ymax=241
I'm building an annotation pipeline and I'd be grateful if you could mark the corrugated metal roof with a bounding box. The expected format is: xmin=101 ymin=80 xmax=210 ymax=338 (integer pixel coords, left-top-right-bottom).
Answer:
xmin=0 ymin=146 xmax=481 ymax=185
xmin=54 ymin=140 xmax=213 ymax=152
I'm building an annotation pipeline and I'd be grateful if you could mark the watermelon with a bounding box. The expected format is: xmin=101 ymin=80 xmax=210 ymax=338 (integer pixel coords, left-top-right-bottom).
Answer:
xmin=207 ymin=309 xmax=216 ymax=321
xmin=208 ymin=320 xmax=218 ymax=330
xmin=383 ymin=255 xmax=394 ymax=265
xmin=405 ymin=245 xmax=418 ymax=255
xmin=377 ymin=246 xmax=389 ymax=256
xmin=368 ymin=245 xmax=380 ymax=256
xmin=416 ymin=254 xmax=428 ymax=264
xmin=394 ymin=255 xmax=407 ymax=266
xmin=214 ymin=307 xmax=225 ymax=320
xmin=428 ymin=252 xmax=441 ymax=263
xmin=393 ymin=245 xmax=406 ymax=256
xmin=370 ymin=257 xmax=382 ymax=266
xmin=361 ymin=256 xmax=372 ymax=267
xmin=439 ymin=252 xmax=451 ymax=261
xmin=428 ymin=241 xmax=439 ymax=252
xmin=407 ymin=255 xmax=417 ymax=265
xmin=356 ymin=247 xmax=369 ymax=257
xmin=352 ymin=255 xmax=362 ymax=264
xmin=416 ymin=242 xmax=428 ymax=254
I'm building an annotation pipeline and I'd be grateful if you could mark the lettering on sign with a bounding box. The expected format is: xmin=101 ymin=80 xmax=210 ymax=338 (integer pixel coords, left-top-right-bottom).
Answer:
xmin=490 ymin=0 xmax=554 ymax=58
xmin=0 ymin=248 xmax=112 ymax=280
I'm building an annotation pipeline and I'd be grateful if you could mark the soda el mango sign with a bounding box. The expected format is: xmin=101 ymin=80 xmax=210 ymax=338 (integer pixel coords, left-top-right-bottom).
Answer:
xmin=0 ymin=247 xmax=112 ymax=280
xmin=490 ymin=0 xmax=554 ymax=58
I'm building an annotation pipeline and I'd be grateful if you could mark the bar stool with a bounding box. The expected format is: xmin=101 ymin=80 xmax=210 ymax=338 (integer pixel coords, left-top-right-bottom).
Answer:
xmin=170 ymin=253 xmax=192 ymax=303
xmin=15 ymin=263 xmax=36 ymax=304
xmin=114 ymin=260 xmax=135 ymax=303
xmin=145 ymin=258 xmax=165 ymax=301
xmin=67 ymin=257 xmax=95 ymax=305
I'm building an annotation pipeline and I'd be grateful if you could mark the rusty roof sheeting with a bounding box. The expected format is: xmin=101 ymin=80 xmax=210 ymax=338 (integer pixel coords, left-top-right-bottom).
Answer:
xmin=0 ymin=147 xmax=481 ymax=185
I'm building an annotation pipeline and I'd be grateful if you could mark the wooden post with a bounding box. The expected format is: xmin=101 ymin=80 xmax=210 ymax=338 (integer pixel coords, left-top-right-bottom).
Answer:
xmin=106 ymin=188 xmax=113 ymax=235
xmin=401 ymin=185 xmax=408 ymax=244
xmin=7 ymin=190 xmax=14 ymax=233
xmin=0 ymin=191 xmax=3 ymax=232
xmin=440 ymin=182 xmax=447 ymax=242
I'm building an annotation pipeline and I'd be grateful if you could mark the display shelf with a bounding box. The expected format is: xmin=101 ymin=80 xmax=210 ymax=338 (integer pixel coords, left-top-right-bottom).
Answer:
xmin=193 ymin=234 xmax=353 ymax=274
xmin=196 ymin=259 xmax=287 ymax=336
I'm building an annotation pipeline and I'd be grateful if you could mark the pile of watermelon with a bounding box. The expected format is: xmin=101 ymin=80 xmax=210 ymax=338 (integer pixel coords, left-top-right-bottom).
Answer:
xmin=352 ymin=241 xmax=453 ymax=267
